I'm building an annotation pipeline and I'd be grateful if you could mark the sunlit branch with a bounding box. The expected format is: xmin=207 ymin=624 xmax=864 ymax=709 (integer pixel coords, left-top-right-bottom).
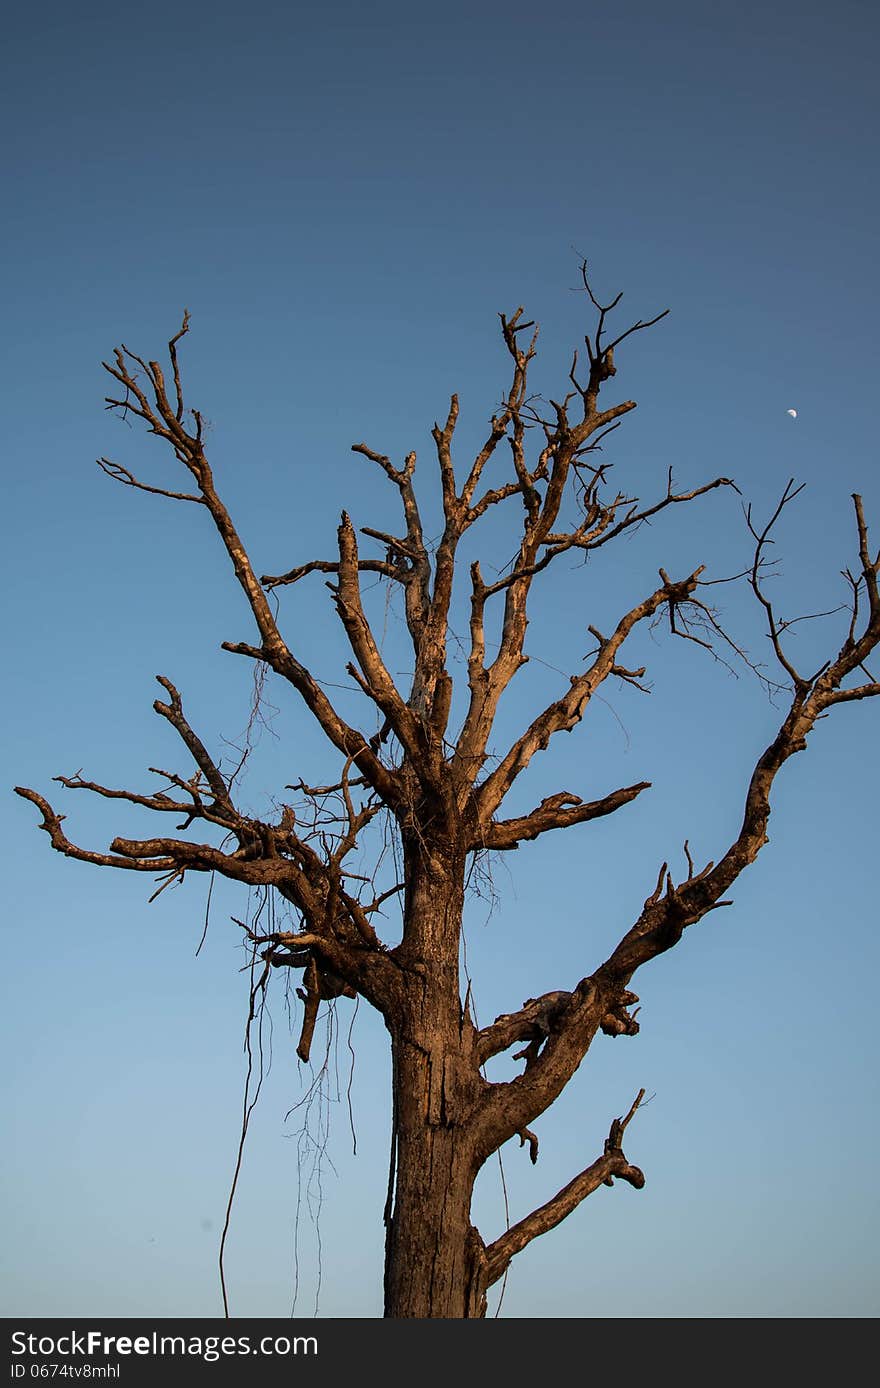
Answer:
xmin=484 ymin=1090 xmax=646 ymax=1287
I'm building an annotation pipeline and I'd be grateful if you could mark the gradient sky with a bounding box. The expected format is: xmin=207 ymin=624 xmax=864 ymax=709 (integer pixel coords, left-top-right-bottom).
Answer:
xmin=2 ymin=0 xmax=878 ymax=1320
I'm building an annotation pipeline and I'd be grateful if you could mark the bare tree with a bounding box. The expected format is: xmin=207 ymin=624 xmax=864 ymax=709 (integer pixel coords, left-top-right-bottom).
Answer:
xmin=17 ymin=267 xmax=880 ymax=1318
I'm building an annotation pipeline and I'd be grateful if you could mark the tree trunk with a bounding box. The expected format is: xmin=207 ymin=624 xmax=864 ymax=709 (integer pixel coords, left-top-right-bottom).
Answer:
xmin=383 ymin=1055 xmax=487 ymax=1317
xmin=383 ymin=851 xmax=488 ymax=1318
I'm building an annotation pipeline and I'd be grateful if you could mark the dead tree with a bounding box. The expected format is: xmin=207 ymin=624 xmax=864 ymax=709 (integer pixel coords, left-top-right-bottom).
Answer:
xmin=17 ymin=267 xmax=880 ymax=1318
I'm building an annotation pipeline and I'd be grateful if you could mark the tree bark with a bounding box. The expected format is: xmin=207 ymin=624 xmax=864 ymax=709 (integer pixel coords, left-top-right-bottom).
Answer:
xmin=383 ymin=852 xmax=488 ymax=1318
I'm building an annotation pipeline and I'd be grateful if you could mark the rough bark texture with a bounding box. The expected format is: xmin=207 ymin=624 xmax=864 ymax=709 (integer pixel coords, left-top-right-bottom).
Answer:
xmin=16 ymin=272 xmax=880 ymax=1316
xmin=380 ymin=839 xmax=484 ymax=1317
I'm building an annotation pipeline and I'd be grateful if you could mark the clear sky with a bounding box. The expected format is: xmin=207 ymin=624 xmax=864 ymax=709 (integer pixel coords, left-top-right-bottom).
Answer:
xmin=2 ymin=0 xmax=878 ymax=1320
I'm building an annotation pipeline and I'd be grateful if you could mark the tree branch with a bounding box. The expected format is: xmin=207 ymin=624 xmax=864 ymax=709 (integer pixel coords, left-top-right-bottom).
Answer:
xmin=476 ymin=986 xmax=640 ymax=1066
xmin=329 ymin=512 xmax=429 ymax=768
xmin=474 ymin=496 xmax=880 ymax=1156
xmin=101 ymin=327 xmax=405 ymax=812
xmin=477 ymin=782 xmax=650 ymax=852
xmin=96 ymin=458 xmax=204 ymax=504
xmin=261 ymin=556 xmax=398 ymax=588
xmin=475 ymin=567 xmax=704 ymax=819
xmin=484 ymin=1090 xmax=645 ymax=1287
xmin=350 ymin=445 xmax=432 ymax=647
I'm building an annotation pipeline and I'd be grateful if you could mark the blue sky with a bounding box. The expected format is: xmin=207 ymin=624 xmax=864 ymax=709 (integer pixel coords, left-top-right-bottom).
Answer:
xmin=2 ymin=0 xmax=878 ymax=1319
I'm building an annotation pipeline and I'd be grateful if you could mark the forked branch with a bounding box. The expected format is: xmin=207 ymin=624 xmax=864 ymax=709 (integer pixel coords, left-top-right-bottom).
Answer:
xmin=100 ymin=322 xmax=404 ymax=810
